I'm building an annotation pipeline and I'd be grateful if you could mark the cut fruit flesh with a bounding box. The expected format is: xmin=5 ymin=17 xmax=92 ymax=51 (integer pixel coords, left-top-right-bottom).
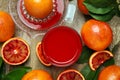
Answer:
xmin=57 ymin=69 xmax=85 ymax=80
xmin=36 ymin=42 xmax=51 ymax=66
xmin=1 ymin=37 xmax=30 ymax=65
xmin=89 ymin=50 xmax=113 ymax=71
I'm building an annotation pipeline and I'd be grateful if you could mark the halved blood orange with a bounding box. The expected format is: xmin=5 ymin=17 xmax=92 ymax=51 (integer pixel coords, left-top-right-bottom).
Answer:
xmin=1 ymin=37 xmax=30 ymax=65
xmin=89 ymin=50 xmax=113 ymax=71
xmin=36 ymin=42 xmax=51 ymax=66
xmin=57 ymin=69 xmax=85 ymax=80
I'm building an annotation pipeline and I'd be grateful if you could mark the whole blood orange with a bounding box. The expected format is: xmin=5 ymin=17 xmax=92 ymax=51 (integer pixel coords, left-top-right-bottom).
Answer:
xmin=24 ymin=0 xmax=53 ymax=18
xmin=81 ymin=19 xmax=113 ymax=51
xmin=36 ymin=42 xmax=51 ymax=66
xmin=22 ymin=69 xmax=53 ymax=80
xmin=57 ymin=69 xmax=85 ymax=80
xmin=98 ymin=65 xmax=120 ymax=80
xmin=89 ymin=50 xmax=113 ymax=71
xmin=1 ymin=37 xmax=30 ymax=65
xmin=77 ymin=0 xmax=89 ymax=15
xmin=0 ymin=11 xmax=15 ymax=42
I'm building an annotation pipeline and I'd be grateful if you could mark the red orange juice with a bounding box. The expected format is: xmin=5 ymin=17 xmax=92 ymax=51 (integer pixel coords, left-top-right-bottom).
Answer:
xmin=17 ymin=0 xmax=66 ymax=30
xmin=41 ymin=26 xmax=82 ymax=67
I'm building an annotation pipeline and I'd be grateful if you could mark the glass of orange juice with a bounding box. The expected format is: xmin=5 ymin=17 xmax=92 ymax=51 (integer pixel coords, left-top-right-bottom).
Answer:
xmin=41 ymin=26 xmax=83 ymax=67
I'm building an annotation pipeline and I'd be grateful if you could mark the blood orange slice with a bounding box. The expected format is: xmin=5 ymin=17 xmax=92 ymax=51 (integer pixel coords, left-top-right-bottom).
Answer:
xmin=36 ymin=42 xmax=51 ymax=66
xmin=89 ymin=50 xmax=113 ymax=71
xmin=57 ymin=69 xmax=85 ymax=80
xmin=1 ymin=37 xmax=30 ymax=65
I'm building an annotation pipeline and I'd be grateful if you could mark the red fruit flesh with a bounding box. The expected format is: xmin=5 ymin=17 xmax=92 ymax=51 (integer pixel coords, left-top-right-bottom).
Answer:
xmin=1 ymin=38 xmax=30 ymax=65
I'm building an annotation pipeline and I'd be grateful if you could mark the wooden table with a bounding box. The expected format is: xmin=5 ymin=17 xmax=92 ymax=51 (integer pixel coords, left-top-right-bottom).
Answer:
xmin=0 ymin=0 xmax=120 ymax=79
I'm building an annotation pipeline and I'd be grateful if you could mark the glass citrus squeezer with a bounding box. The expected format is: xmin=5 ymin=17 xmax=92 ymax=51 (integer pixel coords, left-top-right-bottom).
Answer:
xmin=9 ymin=0 xmax=68 ymax=38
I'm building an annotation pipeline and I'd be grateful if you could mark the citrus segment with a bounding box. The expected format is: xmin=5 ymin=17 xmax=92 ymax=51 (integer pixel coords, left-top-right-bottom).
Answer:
xmin=98 ymin=65 xmax=120 ymax=80
xmin=22 ymin=69 xmax=53 ymax=80
xmin=0 ymin=11 xmax=15 ymax=42
xmin=57 ymin=69 xmax=85 ymax=80
xmin=1 ymin=37 xmax=30 ymax=65
xmin=24 ymin=0 xmax=53 ymax=18
xmin=81 ymin=19 xmax=113 ymax=51
xmin=36 ymin=42 xmax=51 ymax=66
xmin=89 ymin=50 xmax=113 ymax=71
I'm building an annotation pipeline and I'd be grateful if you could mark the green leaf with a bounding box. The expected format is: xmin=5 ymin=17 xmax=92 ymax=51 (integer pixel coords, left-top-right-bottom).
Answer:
xmin=103 ymin=58 xmax=115 ymax=67
xmin=0 ymin=56 xmax=4 ymax=80
xmin=0 ymin=57 xmax=3 ymax=68
xmin=92 ymin=67 xmax=101 ymax=80
xmin=80 ymin=64 xmax=105 ymax=80
xmin=89 ymin=9 xmax=115 ymax=21
xmin=0 ymin=63 xmax=5 ymax=80
xmin=77 ymin=46 xmax=93 ymax=64
xmin=84 ymin=2 xmax=114 ymax=14
xmin=83 ymin=0 xmax=119 ymax=21
xmin=3 ymin=66 xmax=32 ymax=80
xmin=115 ymin=4 xmax=120 ymax=17
xmin=81 ymin=64 xmax=96 ymax=80
xmin=84 ymin=0 xmax=116 ymax=8
xmin=103 ymin=47 xmax=115 ymax=66
xmin=11 ymin=66 xmax=32 ymax=72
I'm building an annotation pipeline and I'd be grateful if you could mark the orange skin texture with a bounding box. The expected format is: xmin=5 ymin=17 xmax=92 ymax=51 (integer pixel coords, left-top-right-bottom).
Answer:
xmin=81 ymin=19 xmax=113 ymax=51
xmin=24 ymin=0 xmax=53 ymax=18
xmin=98 ymin=65 xmax=120 ymax=80
xmin=77 ymin=0 xmax=89 ymax=15
xmin=0 ymin=11 xmax=15 ymax=42
xmin=22 ymin=70 xmax=53 ymax=80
